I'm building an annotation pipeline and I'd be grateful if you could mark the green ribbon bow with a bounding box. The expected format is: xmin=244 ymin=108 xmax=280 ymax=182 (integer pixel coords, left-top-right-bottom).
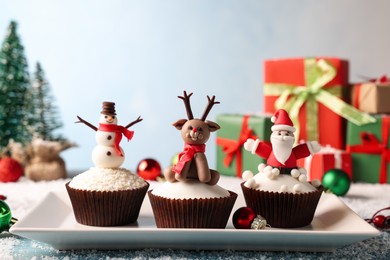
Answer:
xmin=264 ymin=58 xmax=376 ymax=142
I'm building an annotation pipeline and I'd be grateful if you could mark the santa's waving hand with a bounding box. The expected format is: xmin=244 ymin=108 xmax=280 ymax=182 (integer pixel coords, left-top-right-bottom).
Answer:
xmin=244 ymin=109 xmax=320 ymax=173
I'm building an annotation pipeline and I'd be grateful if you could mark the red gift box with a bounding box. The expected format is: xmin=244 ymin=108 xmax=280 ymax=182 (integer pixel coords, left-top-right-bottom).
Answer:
xmin=263 ymin=57 xmax=349 ymax=149
xmin=297 ymin=146 xmax=352 ymax=181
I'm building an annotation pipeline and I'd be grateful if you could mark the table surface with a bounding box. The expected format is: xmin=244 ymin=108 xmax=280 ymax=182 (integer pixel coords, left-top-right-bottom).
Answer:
xmin=1 ymin=175 xmax=390 ymax=259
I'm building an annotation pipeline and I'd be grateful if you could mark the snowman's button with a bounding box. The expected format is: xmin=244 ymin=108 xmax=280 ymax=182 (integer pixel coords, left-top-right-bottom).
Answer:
xmin=107 ymin=151 xmax=111 ymax=156
xmin=107 ymin=135 xmax=112 ymax=140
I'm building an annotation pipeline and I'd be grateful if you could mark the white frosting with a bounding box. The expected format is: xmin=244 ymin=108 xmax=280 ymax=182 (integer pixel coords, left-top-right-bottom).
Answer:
xmin=151 ymin=179 xmax=230 ymax=199
xmin=242 ymin=170 xmax=254 ymax=181
xmin=69 ymin=167 xmax=147 ymax=191
xmin=244 ymin=163 xmax=317 ymax=194
xmin=246 ymin=173 xmax=316 ymax=193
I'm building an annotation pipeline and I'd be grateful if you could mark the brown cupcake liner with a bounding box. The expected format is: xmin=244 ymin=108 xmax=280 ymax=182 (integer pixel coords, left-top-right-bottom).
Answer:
xmin=66 ymin=181 xmax=149 ymax=226
xmin=148 ymin=190 xmax=237 ymax=228
xmin=241 ymin=182 xmax=323 ymax=228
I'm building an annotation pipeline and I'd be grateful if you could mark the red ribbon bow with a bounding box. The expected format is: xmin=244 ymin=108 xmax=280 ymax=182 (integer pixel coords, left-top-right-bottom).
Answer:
xmin=216 ymin=115 xmax=258 ymax=178
xmin=346 ymin=116 xmax=390 ymax=184
xmin=369 ymin=75 xmax=389 ymax=84
xmin=173 ymin=143 xmax=206 ymax=174
xmin=98 ymin=124 xmax=134 ymax=156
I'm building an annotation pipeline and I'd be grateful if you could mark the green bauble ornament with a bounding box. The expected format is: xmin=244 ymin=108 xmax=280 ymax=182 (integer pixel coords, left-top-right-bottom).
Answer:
xmin=0 ymin=200 xmax=12 ymax=232
xmin=322 ymin=169 xmax=351 ymax=196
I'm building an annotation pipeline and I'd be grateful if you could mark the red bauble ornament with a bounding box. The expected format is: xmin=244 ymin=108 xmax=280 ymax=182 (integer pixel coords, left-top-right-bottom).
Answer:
xmin=232 ymin=207 xmax=268 ymax=229
xmin=137 ymin=158 xmax=161 ymax=180
xmin=233 ymin=207 xmax=257 ymax=229
xmin=372 ymin=215 xmax=386 ymax=228
xmin=0 ymin=157 xmax=23 ymax=182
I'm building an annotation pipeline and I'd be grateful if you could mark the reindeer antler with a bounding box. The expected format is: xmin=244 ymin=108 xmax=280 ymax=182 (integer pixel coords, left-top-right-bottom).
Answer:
xmin=201 ymin=95 xmax=220 ymax=121
xmin=178 ymin=91 xmax=194 ymax=120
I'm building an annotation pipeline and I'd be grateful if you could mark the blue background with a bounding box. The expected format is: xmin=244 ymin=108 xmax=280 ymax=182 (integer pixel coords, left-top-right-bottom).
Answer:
xmin=1 ymin=0 xmax=390 ymax=171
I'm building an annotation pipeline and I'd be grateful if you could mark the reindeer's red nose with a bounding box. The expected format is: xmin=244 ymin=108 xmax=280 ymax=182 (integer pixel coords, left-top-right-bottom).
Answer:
xmin=192 ymin=128 xmax=197 ymax=133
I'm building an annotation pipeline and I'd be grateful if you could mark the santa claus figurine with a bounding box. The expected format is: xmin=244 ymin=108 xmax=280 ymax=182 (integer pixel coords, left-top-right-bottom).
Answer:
xmin=244 ymin=109 xmax=321 ymax=179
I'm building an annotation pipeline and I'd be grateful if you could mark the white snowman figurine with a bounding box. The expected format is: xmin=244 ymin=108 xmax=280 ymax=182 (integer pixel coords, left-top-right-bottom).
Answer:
xmin=76 ymin=102 xmax=142 ymax=168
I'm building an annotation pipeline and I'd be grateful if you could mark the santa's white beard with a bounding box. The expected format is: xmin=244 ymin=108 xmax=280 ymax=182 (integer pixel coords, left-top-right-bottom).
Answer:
xmin=271 ymin=135 xmax=294 ymax=165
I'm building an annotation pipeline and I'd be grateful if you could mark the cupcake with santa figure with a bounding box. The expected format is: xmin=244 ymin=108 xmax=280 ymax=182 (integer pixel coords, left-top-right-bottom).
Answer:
xmin=241 ymin=109 xmax=323 ymax=228
xmin=66 ymin=102 xmax=149 ymax=227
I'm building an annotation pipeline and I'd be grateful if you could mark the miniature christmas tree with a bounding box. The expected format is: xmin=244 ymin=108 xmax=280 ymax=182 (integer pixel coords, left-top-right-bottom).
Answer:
xmin=30 ymin=62 xmax=64 ymax=141
xmin=0 ymin=21 xmax=31 ymax=150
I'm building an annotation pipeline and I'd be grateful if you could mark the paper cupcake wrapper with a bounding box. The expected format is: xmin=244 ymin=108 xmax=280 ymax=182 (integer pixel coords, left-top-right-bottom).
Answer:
xmin=241 ymin=182 xmax=323 ymax=228
xmin=66 ymin=181 xmax=149 ymax=226
xmin=148 ymin=190 xmax=237 ymax=228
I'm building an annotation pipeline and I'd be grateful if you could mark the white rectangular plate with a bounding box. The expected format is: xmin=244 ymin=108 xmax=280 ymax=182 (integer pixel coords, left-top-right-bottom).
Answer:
xmin=10 ymin=191 xmax=380 ymax=252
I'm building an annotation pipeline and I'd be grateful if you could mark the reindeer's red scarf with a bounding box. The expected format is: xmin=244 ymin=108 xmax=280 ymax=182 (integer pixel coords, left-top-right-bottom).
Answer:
xmin=98 ymin=124 xmax=134 ymax=156
xmin=173 ymin=143 xmax=206 ymax=174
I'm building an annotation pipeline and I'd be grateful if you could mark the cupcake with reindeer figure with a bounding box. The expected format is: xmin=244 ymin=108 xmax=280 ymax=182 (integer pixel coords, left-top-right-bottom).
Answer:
xmin=66 ymin=102 xmax=149 ymax=226
xmin=148 ymin=91 xmax=237 ymax=228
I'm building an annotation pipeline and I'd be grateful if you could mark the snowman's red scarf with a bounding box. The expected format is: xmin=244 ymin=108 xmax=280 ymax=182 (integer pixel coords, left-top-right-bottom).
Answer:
xmin=98 ymin=124 xmax=134 ymax=157
xmin=173 ymin=143 xmax=206 ymax=174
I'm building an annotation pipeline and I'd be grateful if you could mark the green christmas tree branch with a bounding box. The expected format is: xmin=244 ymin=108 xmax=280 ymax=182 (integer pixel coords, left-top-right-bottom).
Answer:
xmin=0 ymin=21 xmax=67 ymax=155
xmin=30 ymin=62 xmax=64 ymax=141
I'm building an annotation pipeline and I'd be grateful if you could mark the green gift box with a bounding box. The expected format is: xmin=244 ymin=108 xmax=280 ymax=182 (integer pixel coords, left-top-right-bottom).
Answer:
xmin=216 ymin=114 xmax=273 ymax=177
xmin=346 ymin=114 xmax=390 ymax=183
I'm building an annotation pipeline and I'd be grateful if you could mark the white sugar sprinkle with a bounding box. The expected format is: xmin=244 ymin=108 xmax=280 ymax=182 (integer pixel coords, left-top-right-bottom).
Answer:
xmin=69 ymin=167 xmax=147 ymax=191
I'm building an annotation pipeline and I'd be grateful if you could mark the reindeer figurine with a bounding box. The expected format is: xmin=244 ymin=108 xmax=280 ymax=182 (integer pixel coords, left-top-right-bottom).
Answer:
xmin=164 ymin=91 xmax=221 ymax=185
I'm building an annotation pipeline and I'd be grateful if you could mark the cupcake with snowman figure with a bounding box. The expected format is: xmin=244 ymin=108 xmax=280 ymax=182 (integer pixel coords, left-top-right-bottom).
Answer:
xmin=241 ymin=109 xmax=324 ymax=228
xmin=66 ymin=102 xmax=149 ymax=227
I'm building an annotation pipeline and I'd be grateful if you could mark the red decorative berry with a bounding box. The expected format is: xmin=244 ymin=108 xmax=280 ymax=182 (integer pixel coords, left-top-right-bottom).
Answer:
xmin=366 ymin=206 xmax=390 ymax=229
xmin=233 ymin=207 xmax=257 ymax=229
xmin=0 ymin=195 xmax=6 ymax=200
xmin=372 ymin=215 xmax=386 ymax=228
xmin=137 ymin=158 xmax=161 ymax=180
xmin=0 ymin=157 xmax=23 ymax=182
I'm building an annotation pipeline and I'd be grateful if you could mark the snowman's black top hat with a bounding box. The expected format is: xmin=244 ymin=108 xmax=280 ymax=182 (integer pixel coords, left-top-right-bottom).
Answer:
xmin=101 ymin=101 xmax=116 ymax=115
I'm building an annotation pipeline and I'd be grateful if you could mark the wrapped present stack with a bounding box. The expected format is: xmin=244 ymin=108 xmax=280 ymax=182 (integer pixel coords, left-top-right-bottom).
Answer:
xmin=347 ymin=75 xmax=390 ymax=183
xmin=217 ymin=57 xmax=390 ymax=184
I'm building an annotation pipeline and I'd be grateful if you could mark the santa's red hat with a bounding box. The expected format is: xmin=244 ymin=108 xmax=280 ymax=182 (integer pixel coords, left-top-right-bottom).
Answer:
xmin=271 ymin=109 xmax=296 ymax=133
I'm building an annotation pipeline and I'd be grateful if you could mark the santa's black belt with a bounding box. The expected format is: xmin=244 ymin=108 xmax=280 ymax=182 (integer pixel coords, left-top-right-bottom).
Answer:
xmin=273 ymin=167 xmax=297 ymax=175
